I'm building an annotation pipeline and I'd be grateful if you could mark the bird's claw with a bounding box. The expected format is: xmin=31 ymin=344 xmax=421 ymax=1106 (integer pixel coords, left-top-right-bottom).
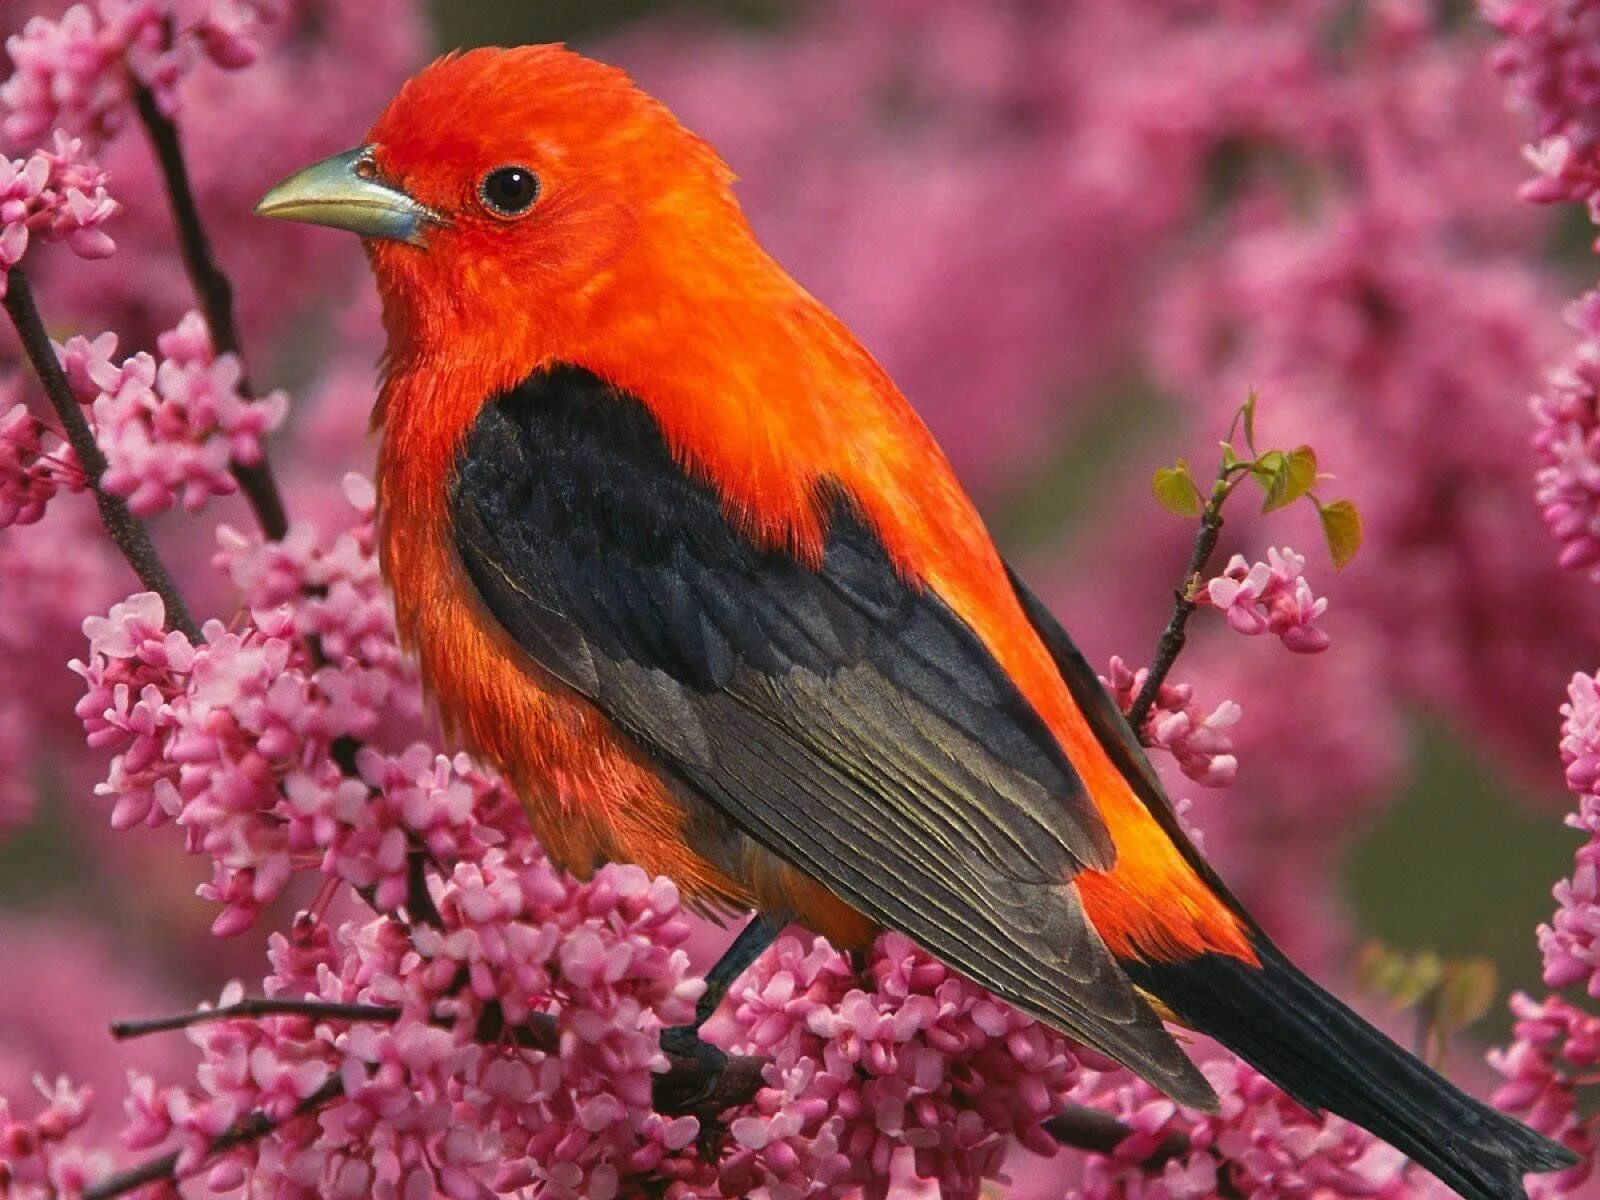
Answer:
xmin=660 ymin=1023 xmax=729 ymax=1109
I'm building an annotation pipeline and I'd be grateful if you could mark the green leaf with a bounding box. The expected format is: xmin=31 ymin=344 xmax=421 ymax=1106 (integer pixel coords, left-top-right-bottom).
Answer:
xmin=1249 ymin=450 xmax=1287 ymax=511
xmin=1357 ymin=941 xmax=1443 ymax=1009
xmin=1317 ymin=498 xmax=1363 ymax=568
xmin=1152 ymin=460 xmax=1204 ymax=517
xmin=1263 ymin=444 xmax=1318 ymax=513
xmin=1241 ymin=389 xmax=1259 ymax=452
xmin=1249 ymin=449 xmax=1286 ymax=483
xmin=1435 ymin=960 xmax=1497 ymax=1038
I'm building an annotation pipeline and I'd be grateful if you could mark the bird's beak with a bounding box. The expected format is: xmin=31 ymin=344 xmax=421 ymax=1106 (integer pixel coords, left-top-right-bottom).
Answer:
xmin=255 ymin=146 xmax=438 ymax=246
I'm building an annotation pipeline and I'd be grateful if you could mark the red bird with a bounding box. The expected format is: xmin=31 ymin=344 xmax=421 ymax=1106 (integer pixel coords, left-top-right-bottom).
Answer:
xmin=258 ymin=45 xmax=1571 ymax=1199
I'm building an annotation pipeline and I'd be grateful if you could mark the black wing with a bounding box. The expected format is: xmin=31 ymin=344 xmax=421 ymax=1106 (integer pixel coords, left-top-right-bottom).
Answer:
xmin=448 ymin=364 xmax=1211 ymax=1106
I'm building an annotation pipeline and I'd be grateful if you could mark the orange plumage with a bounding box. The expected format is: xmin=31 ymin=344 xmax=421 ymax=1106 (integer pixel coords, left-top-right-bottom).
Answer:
xmin=255 ymin=44 xmax=1575 ymax=1199
xmin=365 ymin=45 xmax=1249 ymax=965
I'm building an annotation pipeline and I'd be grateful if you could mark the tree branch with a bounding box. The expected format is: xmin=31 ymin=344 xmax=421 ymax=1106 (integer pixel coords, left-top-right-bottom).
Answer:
xmin=1127 ymin=469 xmax=1230 ymax=732
xmin=1041 ymin=1103 xmax=1186 ymax=1159
xmin=132 ymin=83 xmax=288 ymax=541
xmin=110 ymin=999 xmax=403 ymax=1041
xmin=2 ymin=267 xmax=201 ymax=641
xmin=82 ymin=1076 xmax=342 ymax=1200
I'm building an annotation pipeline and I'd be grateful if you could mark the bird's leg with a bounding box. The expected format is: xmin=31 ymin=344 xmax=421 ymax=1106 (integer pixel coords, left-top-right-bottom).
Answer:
xmin=660 ymin=914 xmax=783 ymax=1092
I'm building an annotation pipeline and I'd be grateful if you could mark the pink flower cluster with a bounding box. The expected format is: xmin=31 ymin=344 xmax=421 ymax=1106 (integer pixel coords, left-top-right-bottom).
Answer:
xmin=0 ymin=1076 xmax=111 ymax=1200
xmin=1490 ymin=994 xmax=1599 ymax=1199
xmin=1102 ymin=656 xmax=1240 ymax=788
xmin=123 ymin=855 xmax=705 ymax=1200
xmin=1 ymin=1 xmax=164 ymax=145
xmin=69 ymin=482 xmax=410 ymax=935
xmin=0 ymin=400 xmax=80 ymax=528
xmin=215 ymin=473 xmax=405 ymax=678
xmin=0 ymin=132 xmax=116 ymax=289
xmin=1536 ymin=672 xmax=1600 ymax=994
xmin=56 ymin=312 xmax=286 ymax=515
xmin=1531 ymin=297 xmax=1600 ymax=575
xmin=1483 ymin=0 xmax=1600 ymax=217
xmin=2 ymin=0 xmax=281 ymax=148
xmin=1486 ymin=673 xmax=1600 ymax=1197
xmin=718 ymin=931 xmax=1082 ymax=1200
xmin=187 ymin=0 xmax=283 ymax=72
xmin=1071 ymin=1056 xmax=1411 ymax=1200
xmin=1201 ymin=548 xmax=1332 ymax=655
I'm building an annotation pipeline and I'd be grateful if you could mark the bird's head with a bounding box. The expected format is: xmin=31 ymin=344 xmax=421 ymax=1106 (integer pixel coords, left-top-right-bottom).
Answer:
xmin=256 ymin=44 xmax=746 ymax=368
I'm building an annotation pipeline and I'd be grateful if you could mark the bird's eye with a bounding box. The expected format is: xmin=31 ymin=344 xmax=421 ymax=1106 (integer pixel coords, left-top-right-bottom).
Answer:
xmin=479 ymin=166 xmax=540 ymax=217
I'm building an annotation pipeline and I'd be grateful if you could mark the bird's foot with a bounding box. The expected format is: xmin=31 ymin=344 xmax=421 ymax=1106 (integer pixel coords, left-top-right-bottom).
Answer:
xmin=659 ymin=1023 xmax=729 ymax=1109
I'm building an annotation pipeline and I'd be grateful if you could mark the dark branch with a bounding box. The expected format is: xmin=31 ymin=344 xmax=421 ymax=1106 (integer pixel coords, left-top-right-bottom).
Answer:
xmin=111 ymin=998 xmax=403 ymax=1041
xmin=405 ymin=844 xmax=446 ymax=928
xmin=2 ymin=267 xmax=201 ymax=641
xmin=1127 ymin=473 xmax=1229 ymax=732
xmin=1042 ymin=1103 xmax=1185 ymax=1158
xmin=82 ymin=1076 xmax=342 ymax=1200
xmin=133 ymin=83 xmax=288 ymax=541
xmin=654 ymin=1051 xmax=769 ymax=1123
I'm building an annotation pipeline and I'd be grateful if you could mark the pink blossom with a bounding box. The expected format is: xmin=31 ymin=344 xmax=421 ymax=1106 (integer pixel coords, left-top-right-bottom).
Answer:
xmin=1484 ymin=674 xmax=1600 ymax=1197
xmin=215 ymin=474 xmax=410 ymax=690
xmin=0 ymin=0 xmax=284 ymax=149
xmin=188 ymin=0 xmax=283 ymax=72
xmin=1102 ymin=656 xmax=1241 ymax=788
xmin=1071 ymin=1056 xmax=1412 ymax=1200
xmin=0 ymin=402 xmax=77 ymax=528
xmin=10 ymin=0 xmax=427 ymax=359
xmin=1483 ymin=0 xmax=1600 ymax=218
xmin=0 ymin=133 xmax=117 ymax=288
xmin=70 ymin=516 xmax=394 ymax=931
xmin=0 ymin=1 xmax=165 ymax=146
xmin=1536 ymin=672 xmax=1600 ymax=993
xmin=1489 ymin=994 xmax=1599 ymax=1199
xmin=0 ymin=1075 xmax=110 ymax=1200
xmin=56 ymin=311 xmax=287 ymax=515
xmin=1530 ymin=295 xmax=1600 ymax=574
xmin=123 ymin=852 xmax=708 ymax=1200
xmin=719 ymin=931 xmax=1083 ymax=1200
xmin=1202 ymin=547 xmax=1332 ymax=654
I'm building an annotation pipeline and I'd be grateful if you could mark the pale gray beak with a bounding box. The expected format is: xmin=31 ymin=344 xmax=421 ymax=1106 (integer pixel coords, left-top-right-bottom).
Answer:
xmin=255 ymin=146 xmax=438 ymax=245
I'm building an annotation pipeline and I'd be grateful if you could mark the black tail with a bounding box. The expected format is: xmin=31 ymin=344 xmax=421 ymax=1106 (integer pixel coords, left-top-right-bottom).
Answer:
xmin=1122 ymin=939 xmax=1577 ymax=1200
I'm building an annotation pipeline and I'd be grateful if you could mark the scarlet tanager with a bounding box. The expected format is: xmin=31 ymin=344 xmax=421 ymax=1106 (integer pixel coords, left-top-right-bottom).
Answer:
xmin=257 ymin=45 xmax=1574 ymax=1199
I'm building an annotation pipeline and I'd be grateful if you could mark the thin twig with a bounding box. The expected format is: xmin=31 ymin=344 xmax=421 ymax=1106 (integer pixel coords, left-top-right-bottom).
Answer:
xmin=405 ymin=845 xmax=446 ymax=928
xmin=132 ymin=82 xmax=288 ymax=541
xmin=2 ymin=267 xmax=201 ymax=641
xmin=82 ymin=1076 xmax=343 ymax=1200
xmin=1127 ymin=470 xmax=1231 ymax=732
xmin=111 ymin=998 xmax=403 ymax=1041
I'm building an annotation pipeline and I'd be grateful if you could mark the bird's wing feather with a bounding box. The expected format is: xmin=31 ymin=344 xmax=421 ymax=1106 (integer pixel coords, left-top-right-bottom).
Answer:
xmin=1005 ymin=568 xmax=1255 ymax=920
xmin=447 ymin=364 xmax=1209 ymax=1103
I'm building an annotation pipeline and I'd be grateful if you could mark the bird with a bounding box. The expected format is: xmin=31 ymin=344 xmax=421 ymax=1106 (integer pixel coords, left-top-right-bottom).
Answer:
xmin=256 ymin=44 xmax=1575 ymax=1200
